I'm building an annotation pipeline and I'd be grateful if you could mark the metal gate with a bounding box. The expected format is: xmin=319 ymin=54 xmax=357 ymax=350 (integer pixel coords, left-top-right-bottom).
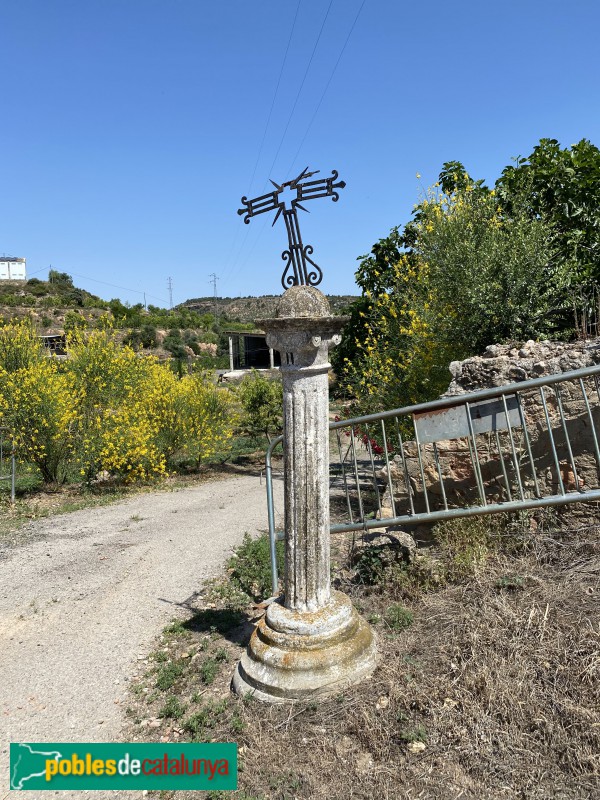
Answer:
xmin=265 ymin=363 xmax=600 ymax=592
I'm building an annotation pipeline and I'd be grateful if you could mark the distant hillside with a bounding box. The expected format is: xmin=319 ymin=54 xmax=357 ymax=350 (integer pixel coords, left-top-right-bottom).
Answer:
xmin=0 ymin=272 xmax=108 ymax=332
xmin=0 ymin=275 xmax=357 ymax=368
xmin=181 ymin=294 xmax=356 ymax=323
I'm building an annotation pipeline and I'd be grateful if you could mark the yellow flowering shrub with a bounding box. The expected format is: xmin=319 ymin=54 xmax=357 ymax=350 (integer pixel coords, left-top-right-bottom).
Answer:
xmin=0 ymin=360 xmax=78 ymax=483
xmin=99 ymin=402 xmax=166 ymax=482
xmin=0 ymin=323 xmax=239 ymax=485
xmin=0 ymin=320 xmax=44 ymax=373
xmin=177 ymin=374 xmax=238 ymax=465
xmin=138 ymin=365 xmax=238 ymax=469
xmin=341 ymin=253 xmax=454 ymax=416
xmin=66 ymin=330 xmax=157 ymax=481
xmin=140 ymin=362 xmax=187 ymax=461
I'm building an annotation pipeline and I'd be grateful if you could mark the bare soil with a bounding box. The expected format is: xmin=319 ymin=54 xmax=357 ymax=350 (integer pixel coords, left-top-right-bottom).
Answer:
xmin=124 ymin=514 xmax=600 ymax=800
xmin=2 ymin=467 xmax=598 ymax=800
xmin=0 ymin=467 xmax=283 ymax=800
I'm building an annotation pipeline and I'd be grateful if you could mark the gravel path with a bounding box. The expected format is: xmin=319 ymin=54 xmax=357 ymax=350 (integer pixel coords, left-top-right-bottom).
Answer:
xmin=0 ymin=472 xmax=283 ymax=799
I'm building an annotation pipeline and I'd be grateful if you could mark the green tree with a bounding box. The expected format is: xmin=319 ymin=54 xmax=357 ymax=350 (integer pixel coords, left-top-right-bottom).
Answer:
xmin=163 ymin=328 xmax=188 ymax=360
xmin=125 ymin=323 xmax=158 ymax=350
xmin=414 ymin=173 xmax=560 ymax=352
xmin=63 ymin=310 xmax=88 ymax=334
xmin=48 ymin=269 xmax=74 ymax=289
xmin=237 ymin=371 xmax=283 ymax=442
xmin=497 ymin=138 xmax=600 ymax=334
xmin=337 ymin=161 xmax=560 ymax=413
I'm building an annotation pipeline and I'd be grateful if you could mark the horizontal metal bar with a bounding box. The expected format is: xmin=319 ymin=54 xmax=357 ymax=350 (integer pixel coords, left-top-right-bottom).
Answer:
xmin=330 ymin=488 xmax=600 ymax=534
xmin=329 ymin=363 xmax=600 ymax=431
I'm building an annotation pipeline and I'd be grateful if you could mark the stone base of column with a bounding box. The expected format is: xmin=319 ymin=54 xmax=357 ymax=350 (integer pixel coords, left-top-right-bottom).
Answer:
xmin=232 ymin=591 xmax=377 ymax=703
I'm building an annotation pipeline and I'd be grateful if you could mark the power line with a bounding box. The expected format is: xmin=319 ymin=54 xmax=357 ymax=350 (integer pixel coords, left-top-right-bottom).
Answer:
xmin=167 ymin=276 xmax=173 ymax=309
xmin=228 ymin=1 xmax=366 ymax=286
xmin=245 ymin=0 xmax=301 ymax=198
xmin=264 ymin=0 xmax=334 ymax=184
xmin=286 ymin=0 xmax=367 ymax=177
xmin=221 ymin=2 xmax=302 ymax=284
xmin=50 ymin=268 xmax=169 ymax=306
xmin=227 ymin=1 xmax=334 ymax=285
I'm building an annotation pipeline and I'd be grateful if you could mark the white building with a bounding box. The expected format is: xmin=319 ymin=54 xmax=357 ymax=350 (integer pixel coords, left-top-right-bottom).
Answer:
xmin=0 ymin=256 xmax=27 ymax=281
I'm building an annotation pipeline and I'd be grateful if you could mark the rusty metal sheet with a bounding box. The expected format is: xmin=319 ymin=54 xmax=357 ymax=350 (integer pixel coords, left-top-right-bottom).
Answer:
xmin=414 ymin=396 xmax=521 ymax=444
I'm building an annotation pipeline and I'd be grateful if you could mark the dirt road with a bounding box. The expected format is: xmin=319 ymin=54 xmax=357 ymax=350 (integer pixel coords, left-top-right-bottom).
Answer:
xmin=0 ymin=471 xmax=283 ymax=799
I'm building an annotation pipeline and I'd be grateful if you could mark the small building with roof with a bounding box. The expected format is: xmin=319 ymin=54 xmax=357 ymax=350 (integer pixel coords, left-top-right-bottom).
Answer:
xmin=0 ymin=256 xmax=27 ymax=281
xmin=225 ymin=330 xmax=281 ymax=371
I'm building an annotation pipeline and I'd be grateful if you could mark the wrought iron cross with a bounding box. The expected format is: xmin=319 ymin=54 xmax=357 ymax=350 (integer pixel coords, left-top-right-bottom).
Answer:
xmin=237 ymin=167 xmax=346 ymax=290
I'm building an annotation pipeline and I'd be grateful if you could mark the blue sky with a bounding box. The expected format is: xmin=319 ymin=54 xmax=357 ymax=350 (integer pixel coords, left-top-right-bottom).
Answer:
xmin=1 ymin=0 xmax=599 ymax=307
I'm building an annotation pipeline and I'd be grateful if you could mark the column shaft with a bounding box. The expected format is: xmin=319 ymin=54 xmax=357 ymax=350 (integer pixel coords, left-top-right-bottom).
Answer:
xmin=282 ymin=366 xmax=331 ymax=612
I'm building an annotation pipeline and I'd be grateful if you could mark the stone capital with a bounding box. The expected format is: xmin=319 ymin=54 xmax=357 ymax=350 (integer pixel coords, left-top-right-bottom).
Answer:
xmin=263 ymin=320 xmax=344 ymax=369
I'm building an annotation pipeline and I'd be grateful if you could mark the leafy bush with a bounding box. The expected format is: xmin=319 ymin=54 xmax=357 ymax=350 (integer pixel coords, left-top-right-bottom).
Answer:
xmin=48 ymin=269 xmax=74 ymax=289
xmin=433 ymin=515 xmax=506 ymax=580
xmin=198 ymin=657 xmax=219 ymax=685
xmin=198 ymin=331 xmax=218 ymax=345
xmin=163 ymin=328 xmax=188 ymax=359
xmin=336 ymin=140 xmax=600 ymax=414
xmin=337 ymin=175 xmax=558 ymax=414
xmin=124 ymin=323 xmax=158 ymax=350
xmin=145 ymin=367 xmax=237 ymax=467
xmin=25 ymin=279 xmax=48 ymax=297
xmin=63 ymin=310 xmax=88 ymax=333
xmin=237 ymin=370 xmax=283 ymax=442
xmin=158 ymin=696 xmax=186 ymax=719
xmin=155 ymin=660 xmax=185 ymax=691
xmin=0 ymin=321 xmax=44 ymax=372
xmin=227 ymin=532 xmax=284 ymax=601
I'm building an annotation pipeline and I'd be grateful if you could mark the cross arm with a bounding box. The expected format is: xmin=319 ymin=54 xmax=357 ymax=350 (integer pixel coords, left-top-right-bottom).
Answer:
xmin=297 ymin=169 xmax=346 ymax=204
xmin=237 ymin=190 xmax=279 ymax=224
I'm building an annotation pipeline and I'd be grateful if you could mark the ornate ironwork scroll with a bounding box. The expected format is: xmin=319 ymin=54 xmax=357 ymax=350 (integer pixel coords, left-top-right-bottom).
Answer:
xmin=237 ymin=167 xmax=345 ymax=290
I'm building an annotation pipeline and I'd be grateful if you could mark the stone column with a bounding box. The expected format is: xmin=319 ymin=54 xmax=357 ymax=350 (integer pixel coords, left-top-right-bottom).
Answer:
xmin=228 ymin=335 xmax=234 ymax=372
xmin=233 ymin=286 xmax=377 ymax=702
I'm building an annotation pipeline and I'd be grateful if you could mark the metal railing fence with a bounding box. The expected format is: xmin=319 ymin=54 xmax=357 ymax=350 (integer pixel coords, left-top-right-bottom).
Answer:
xmin=0 ymin=427 xmax=16 ymax=504
xmin=266 ymin=363 xmax=600 ymax=593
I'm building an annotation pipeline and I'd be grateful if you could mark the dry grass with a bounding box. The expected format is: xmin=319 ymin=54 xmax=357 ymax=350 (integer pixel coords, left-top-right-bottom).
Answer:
xmin=126 ymin=516 xmax=600 ymax=800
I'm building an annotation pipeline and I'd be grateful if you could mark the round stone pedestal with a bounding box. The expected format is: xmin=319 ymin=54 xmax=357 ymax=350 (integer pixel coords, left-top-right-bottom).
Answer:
xmin=233 ymin=591 xmax=377 ymax=703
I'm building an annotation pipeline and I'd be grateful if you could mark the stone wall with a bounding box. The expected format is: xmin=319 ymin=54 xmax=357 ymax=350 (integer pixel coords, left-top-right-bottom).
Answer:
xmin=378 ymin=339 xmax=600 ymax=518
xmin=446 ymin=339 xmax=600 ymax=394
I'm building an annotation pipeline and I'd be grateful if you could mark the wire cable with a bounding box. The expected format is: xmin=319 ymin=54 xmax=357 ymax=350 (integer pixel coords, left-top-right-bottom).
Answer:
xmin=228 ymin=1 xmax=366 ymax=286
xmin=226 ymin=1 xmax=334 ymax=285
xmin=245 ymin=0 xmax=301 ymax=198
xmin=222 ymin=1 xmax=302 ymax=283
xmin=286 ymin=0 xmax=367 ymax=177
xmin=49 ymin=268 xmax=169 ymax=306
xmin=264 ymin=0 xmax=334 ymax=184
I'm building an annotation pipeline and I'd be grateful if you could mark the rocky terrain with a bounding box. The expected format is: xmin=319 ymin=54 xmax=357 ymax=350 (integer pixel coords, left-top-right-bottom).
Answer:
xmin=446 ymin=337 xmax=600 ymax=393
